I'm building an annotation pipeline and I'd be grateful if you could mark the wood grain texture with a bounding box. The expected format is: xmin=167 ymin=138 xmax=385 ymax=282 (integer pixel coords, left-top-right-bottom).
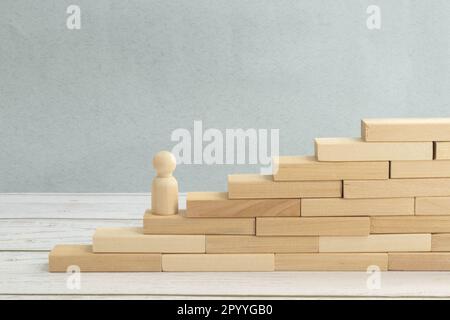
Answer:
xmin=273 ymin=156 xmax=388 ymax=181
xmin=391 ymin=160 xmax=450 ymax=178
xmin=371 ymin=216 xmax=450 ymax=234
xmin=315 ymin=138 xmax=432 ymax=161
xmin=275 ymin=253 xmax=388 ymax=271
xmin=186 ymin=192 xmax=300 ymax=217
xmin=227 ymin=174 xmax=342 ymax=199
xmin=206 ymin=235 xmax=318 ymax=253
xmin=344 ymin=178 xmax=450 ymax=198
xmin=48 ymin=245 xmax=161 ymax=272
xmin=256 ymin=217 xmax=370 ymax=236
xmin=301 ymin=198 xmax=414 ymax=217
xmin=431 ymin=234 xmax=450 ymax=251
xmin=162 ymin=254 xmax=274 ymax=272
xmin=143 ymin=210 xmax=255 ymax=235
xmin=319 ymin=234 xmax=431 ymax=252
xmin=435 ymin=142 xmax=450 ymax=160
xmin=416 ymin=197 xmax=450 ymax=215
xmin=361 ymin=118 xmax=450 ymax=142
xmin=388 ymin=253 xmax=450 ymax=271
xmin=93 ymin=227 xmax=205 ymax=253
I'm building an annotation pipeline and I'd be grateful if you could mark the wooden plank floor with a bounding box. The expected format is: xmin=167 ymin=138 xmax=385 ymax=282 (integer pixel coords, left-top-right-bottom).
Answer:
xmin=2 ymin=193 xmax=450 ymax=299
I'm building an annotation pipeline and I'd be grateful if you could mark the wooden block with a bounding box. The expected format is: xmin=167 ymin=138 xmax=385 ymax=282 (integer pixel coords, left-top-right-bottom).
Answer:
xmin=162 ymin=254 xmax=274 ymax=271
xmin=275 ymin=253 xmax=388 ymax=271
xmin=388 ymin=253 xmax=450 ymax=271
xmin=228 ymin=174 xmax=342 ymax=199
xmin=344 ymin=178 xmax=450 ymax=198
xmin=319 ymin=234 xmax=431 ymax=252
xmin=186 ymin=192 xmax=300 ymax=217
xmin=93 ymin=227 xmax=205 ymax=253
xmin=431 ymin=234 xmax=450 ymax=251
xmin=371 ymin=216 xmax=450 ymax=234
xmin=273 ymin=156 xmax=389 ymax=181
xmin=315 ymin=138 xmax=432 ymax=161
xmin=391 ymin=160 xmax=450 ymax=178
xmin=256 ymin=217 xmax=369 ymax=236
xmin=206 ymin=235 xmax=318 ymax=253
xmin=143 ymin=210 xmax=255 ymax=235
xmin=48 ymin=245 xmax=161 ymax=272
xmin=435 ymin=142 xmax=450 ymax=160
xmin=416 ymin=197 xmax=450 ymax=215
xmin=362 ymin=118 xmax=450 ymax=142
xmin=301 ymin=198 xmax=414 ymax=217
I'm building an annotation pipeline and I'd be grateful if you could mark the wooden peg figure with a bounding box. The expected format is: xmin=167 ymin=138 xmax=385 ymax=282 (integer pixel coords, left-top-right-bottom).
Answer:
xmin=151 ymin=151 xmax=179 ymax=215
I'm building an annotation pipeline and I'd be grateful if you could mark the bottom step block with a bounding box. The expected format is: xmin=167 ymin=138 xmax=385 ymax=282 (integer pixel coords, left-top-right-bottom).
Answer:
xmin=162 ymin=254 xmax=275 ymax=272
xmin=389 ymin=253 xmax=450 ymax=271
xmin=49 ymin=245 xmax=162 ymax=272
xmin=275 ymin=253 xmax=388 ymax=271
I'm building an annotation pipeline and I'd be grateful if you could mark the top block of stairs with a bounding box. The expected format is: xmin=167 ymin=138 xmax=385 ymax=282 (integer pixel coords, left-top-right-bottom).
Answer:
xmin=362 ymin=118 xmax=450 ymax=142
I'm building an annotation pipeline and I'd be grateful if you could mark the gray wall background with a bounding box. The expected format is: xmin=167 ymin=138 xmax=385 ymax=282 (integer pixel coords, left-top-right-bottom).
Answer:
xmin=1 ymin=0 xmax=450 ymax=192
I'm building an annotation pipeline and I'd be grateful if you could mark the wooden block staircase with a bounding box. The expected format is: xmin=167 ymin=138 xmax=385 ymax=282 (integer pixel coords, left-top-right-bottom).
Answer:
xmin=49 ymin=118 xmax=450 ymax=272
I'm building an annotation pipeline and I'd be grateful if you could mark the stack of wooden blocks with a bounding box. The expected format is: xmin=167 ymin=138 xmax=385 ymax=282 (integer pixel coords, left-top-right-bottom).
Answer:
xmin=49 ymin=118 xmax=450 ymax=272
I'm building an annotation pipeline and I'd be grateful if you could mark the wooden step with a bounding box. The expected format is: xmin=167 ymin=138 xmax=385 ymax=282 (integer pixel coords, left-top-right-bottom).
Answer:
xmin=391 ymin=160 xmax=450 ymax=178
xmin=344 ymin=178 xmax=450 ymax=198
xmin=275 ymin=253 xmax=388 ymax=271
xmin=389 ymin=253 xmax=450 ymax=271
xmin=416 ymin=197 xmax=450 ymax=215
xmin=228 ymin=174 xmax=342 ymax=199
xmin=93 ymin=227 xmax=205 ymax=253
xmin=48 ymin=245 xmax=161 ymax=272
xmin=256 ymin=217 xmax=370 ymax=236
xmin=206 ymin=235 xmax=318 ymax=253
xmin=301 ymin=197 xmax=414 ymax=217
xmin=362 ymin=118 xmax=450 ymax=142
xmin=371 ymin=216 xmax=450 ymax=234
xmin=315 ymin=138 xmax=432 ymax=161
xmin=162 ymin=254 xmax=274 ymax=271
xmin=273 ymin=156 xmax=388 ymax=181
xmin=435 ymin=142 xmax=450 ymax=160
xmin=431 ymin=234 xmax=450 ymax=251
xmin=319 ymin=234 xmax=431 ymax=252
xmin=186 ymin=192 xmax=300 ymax=217
xmin=143 ymin=210 xmax=255 ymax=235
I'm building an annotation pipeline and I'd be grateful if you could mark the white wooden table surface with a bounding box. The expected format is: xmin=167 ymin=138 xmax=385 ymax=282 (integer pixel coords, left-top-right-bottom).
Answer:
xmin=2 ymin=193 xmax=450 ymax=300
